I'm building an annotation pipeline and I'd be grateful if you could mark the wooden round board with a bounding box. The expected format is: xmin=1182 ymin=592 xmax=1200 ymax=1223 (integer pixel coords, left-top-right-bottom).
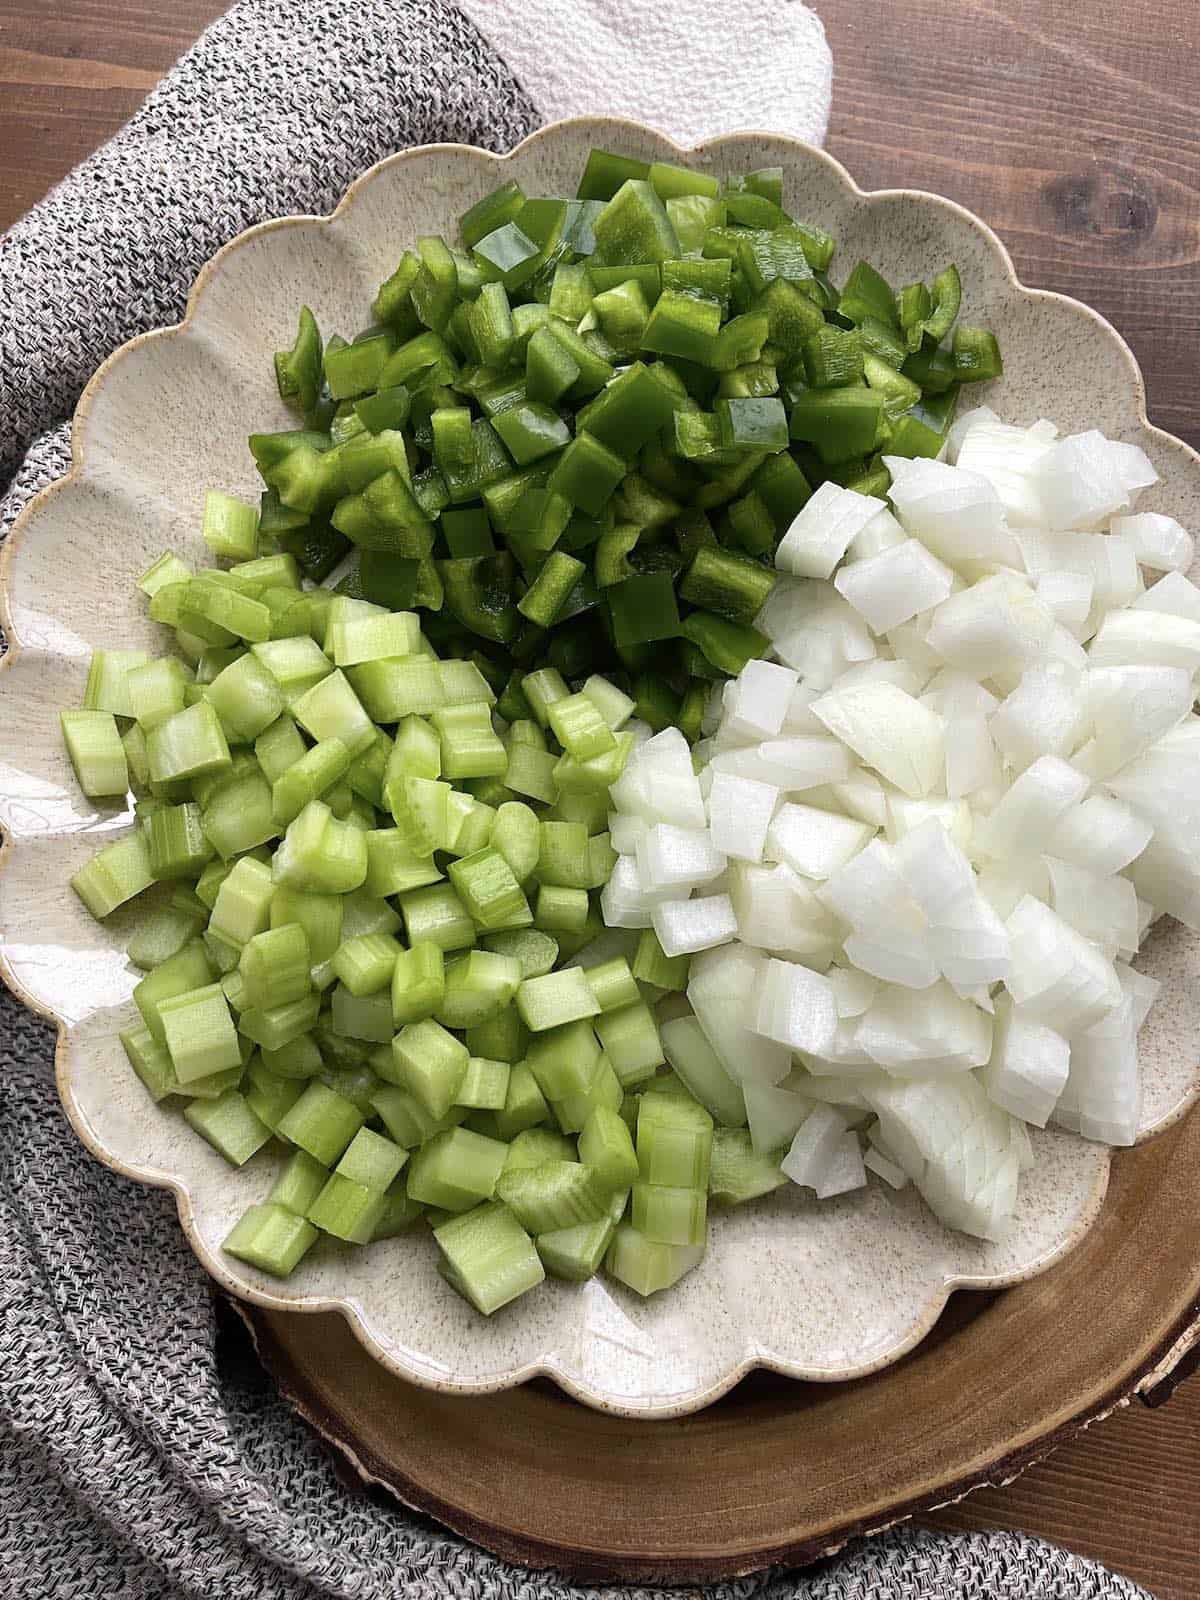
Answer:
xmin=234 ymin=1110 xmax=1200 ymax=1583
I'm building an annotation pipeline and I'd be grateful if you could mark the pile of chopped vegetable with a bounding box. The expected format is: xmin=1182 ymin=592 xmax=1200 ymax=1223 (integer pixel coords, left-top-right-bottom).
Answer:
xmin=64 ymin=147 xmax=1045 ymax=1317
xmin=605 ymin=408 xmax=1185 ymax=1242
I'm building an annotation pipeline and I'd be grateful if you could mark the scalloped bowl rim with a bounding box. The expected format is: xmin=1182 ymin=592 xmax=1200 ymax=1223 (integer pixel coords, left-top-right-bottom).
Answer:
xmin=2 ymin=117 xmax=1198 ymax=1420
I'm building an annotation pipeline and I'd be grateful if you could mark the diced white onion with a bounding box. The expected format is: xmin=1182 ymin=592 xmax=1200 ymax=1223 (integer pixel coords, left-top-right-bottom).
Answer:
xmin=776 ymin=482 xmax=887 ymax=579
xmin=652 ymin=894 xmax=738 ymax=958
xmin=1111 ymin=512 xmax=1194 ymax=573
xmin=834 ymin=539 xmax=955 ymax=634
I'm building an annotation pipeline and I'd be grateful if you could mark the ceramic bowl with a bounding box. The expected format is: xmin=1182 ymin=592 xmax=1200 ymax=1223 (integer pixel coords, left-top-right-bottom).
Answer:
xmin=2 ymin=118 xmax=1198 ymax=1420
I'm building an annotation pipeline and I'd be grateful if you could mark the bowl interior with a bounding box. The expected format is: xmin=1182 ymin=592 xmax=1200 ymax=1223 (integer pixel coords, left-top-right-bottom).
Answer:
xmin=2 ymin=120 xmax=1199 ymax=1418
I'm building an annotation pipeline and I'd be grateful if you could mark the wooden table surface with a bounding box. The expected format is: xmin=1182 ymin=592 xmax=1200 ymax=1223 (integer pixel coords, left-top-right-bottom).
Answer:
xmin=1 ymin=0 xmax=1197 ymax=1592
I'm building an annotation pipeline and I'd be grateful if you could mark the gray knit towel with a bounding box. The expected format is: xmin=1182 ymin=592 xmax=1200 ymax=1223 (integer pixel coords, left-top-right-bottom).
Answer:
xmin=0 ymin=2 xmax=1153 ymax=1596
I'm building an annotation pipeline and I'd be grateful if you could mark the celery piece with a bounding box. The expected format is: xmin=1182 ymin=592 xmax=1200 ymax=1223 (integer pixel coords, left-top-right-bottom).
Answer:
xmin=435 ymin=949 xmax=522 ymax=1029
xmin=363 ymin=830 xmax=443 ymax=898
xmin=60 ymin=710 xmax=129 ymax=798
xmin=307 ymin=1173 xmax=387 ymax=1243
xmin=71 ymin=830 xmax=155 ymax=923
xmin=202 ymin=768 xmax=279 ymax=861
xmin=132 ymin=940 xmax=214 ymax=1044
xmin=594 ymin=1000 xmax=665 ymax=1087
xmin=660 ymin=1014 xmax=746 ymax=1127
xmin=534 ymin=884 xmax=590 ymax=932
xmin=370 ymin=1084 xmax=465 ymax=1148
xmin=239 ymin=992 xmax=322 ymax=1052
xmin=407 ymin=1127 xmax=509 ymax=1211
xmin=547 ymin=692 xmax=616 ymax=762
xmin=636 ymin=1092 xmax=714 ymax=1188
xmin=631 ymin=1181 xmax=707 ymax=1247
xmin=578 ymin=1104 xmax=640 ymax=1188
xmin=535 ymin=820 xmax=591 ymax=889
xmin=210 ymin=855 xmax=275 ymax=945
xmin=207 ymin=652 xmax=285 ymax=741
xmin=84 ymin=648 xmax=151 ymax=718
xmin=456 ymin=1056 xmax=512 ymax=1111
xmin=126 ymin=898 xmax=207 ymax=971
xmin=273 ymin=801 xmax=368 ymax=895
xmin=240 ymin=923 xmax=311 ymax=1010
xmin=494 ymin=1063 xmax=550 ymax=1140
xmin=447 ymin=847 xmax=531 ymax=933
xmin=490 ymin=802 xmax=541 ymax=884
xmin=433 ymin=704 xmax=508 ymax=780
xmin=391 ymin=1018 xmax=469 ymax=1117
xmin=605 ymin=1222 xmax=702 ymax=1297
xmin=433 ymin=1202 xmax=544 ymax=1314
xmin=588 ymin=953 xmax=643 ymax=1017
xmin=184 ymin=1087 xmax=272 ymax=1166
xmin=708 ymin=1127 xmax=787 ymax=1205
xmin=551 ymin=730 xmax=634 ymax=795
xmin=203 ymin=489 xmax=259 ymax=562
xmin=336 ymin=1126 xmax=408 ymax=1191
xmin=632 ymin=927 xmax=689 ymax=991
xmin=291 ymin=669 xmax=375 ymax=757
xmin=550 ymin=787 xmax=610 ymax=835
xmin=270 ymin=886 xmax=342 ymax=964
xmin=581 ymin=673 xmax=635 ymax=731
xmin=159 ymin=984 xmax=241 ymax=1083
xmin=398 ymin=882 xmax=476 ymax=952
xmin=121 ymin=1024 xmax=176 ymax=1102
xmin=496 ymin=1160 xmax=611 ymax=1232
xmin=268 ymin=1148 xmax=330 ymax=1215
xmin=388 ymin=774 xmax=451 ymax=858
xmin=276 ymin=1081 xmax=365 ymax=1166
xmin=329 ymin=983 xmax=394 ymax=1043
xmin=390 ymin=940 xmax=446 ymax=1026
xmin=331 ymin=932 xmax=401 ymax=997
xmin=244 ymin=1058 xmax=306 ymax=1132
xmin=516 ymin=968 xmax=600 ymax=1032
xmin=147 ymin=701 xmax=232 ymax=786
xmin=552 ymin=1051 xmax=623 ymax=1135
xmin=465 ymin=1003 xmax=529 ymax=1064
xmin=502 ymin=1128 xmax=576 ymax=1171
xmin=524 ymin=1016 xmax=601 ymax=1100
xmin=260 ymin=1032 xmax=324 ymax=1079
xmin=536 ymin=1192 xmax=626 ymax=1282
xmin=481 ymin=928 xmax=558 ymax=980
xmin=138 ymin=551 xmax=192 ymax=597
xmin=224 ymin=1202 xmax=318 ymax=1276
xmin=271 ymin=737 xmax=352 ymax=826
xmin=502 ymin=741 xmax=558 ymax=804
xmin=252 ymin=636 xmax=334 ymax=702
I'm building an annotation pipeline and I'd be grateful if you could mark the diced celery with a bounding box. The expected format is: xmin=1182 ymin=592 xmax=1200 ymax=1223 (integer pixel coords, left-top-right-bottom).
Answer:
xmin=184 ymin=1087 xmax=272 ymax=1165
xmin=516 ymin=967 xmax=601 ymax=1032
xmin=60 ymin=710 xmax=129 ymax=797
xmin=433 ymin=1202 xmax=544 ymax=1314
xmin=224 ymin=1202 xmax=318 ymax=1276
xmin=605 ymin=1222 xmax=703 ymax=1296
xmin=407 ymin=1127 xmax=508 ymax=1211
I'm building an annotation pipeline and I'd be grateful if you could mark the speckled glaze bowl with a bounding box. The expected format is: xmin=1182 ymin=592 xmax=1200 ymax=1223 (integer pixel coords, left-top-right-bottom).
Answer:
xmin=2 ymin=119 xmax=1199 ymax=1420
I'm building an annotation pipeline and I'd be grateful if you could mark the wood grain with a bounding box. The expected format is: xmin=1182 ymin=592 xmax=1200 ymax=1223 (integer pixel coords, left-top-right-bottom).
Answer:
xmin=1 ymin=1 xmax=1197 ymax=1592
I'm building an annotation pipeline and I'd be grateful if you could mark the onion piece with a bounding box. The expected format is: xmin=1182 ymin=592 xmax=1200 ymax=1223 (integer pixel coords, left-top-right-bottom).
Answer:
xmin=775 ymin=482 xmax=887 ymax=580
xmin=811 ymin=681 xmax=945 ymax=798
xmin=766 ymin=801 xmax=875 ymax=880
xmin=781 ymin=1105 xmax=849 ymax=1188
xmin=1111 ymin=512 xmax=1194 ymax=574
xmin=1004 ymin=894 xmax=1122 ymax=1035
xmin=980 ymin=994 xmax=1070 ymax=1127
xmin=753 ymin=959 xmax=839 ymax=1054
xmin=925 ymin=573 xmax=1055 ymax=681
xmin=833 ymin=539 xmax=955 ymax=634
xmin=652 ymin=894 xmax=738 ymax=958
